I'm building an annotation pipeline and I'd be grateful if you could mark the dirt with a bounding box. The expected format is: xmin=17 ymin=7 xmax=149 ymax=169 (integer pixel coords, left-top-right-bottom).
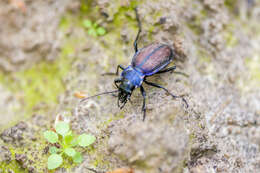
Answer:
xmin=0 ymin=0 xmax=71 ymax=72
xmin=0 ymin=0 xmax=260 ymax=173
xmin=0 ymin=121 xmax=27 ymax=145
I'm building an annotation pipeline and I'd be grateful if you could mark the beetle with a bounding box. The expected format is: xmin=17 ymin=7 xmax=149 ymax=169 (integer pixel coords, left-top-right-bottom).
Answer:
xmin=81 ymin=8 xmax=188 ymax=121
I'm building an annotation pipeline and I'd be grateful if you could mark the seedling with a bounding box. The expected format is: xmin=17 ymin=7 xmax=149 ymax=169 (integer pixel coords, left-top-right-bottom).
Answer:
xmin=83 ymin=19 xmax=106 ymax=37
xmin=43 ymin=121 xmax=96 ymax=170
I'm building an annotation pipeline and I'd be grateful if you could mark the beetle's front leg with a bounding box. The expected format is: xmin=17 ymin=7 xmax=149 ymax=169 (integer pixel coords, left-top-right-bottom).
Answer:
xmin=102 ymin=65 xmax=125 ymax=76
xmin=114 ymin=78 xmax=122 ymax=88
xmin=111 ymin=78 xmax=122 ymax=98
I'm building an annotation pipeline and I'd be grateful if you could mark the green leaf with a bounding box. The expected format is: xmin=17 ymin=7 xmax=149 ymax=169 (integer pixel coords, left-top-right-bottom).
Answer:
xmin=44 ymin=131 xmax=58 ymax=144
xmin=64 ymin=134 xmax=73 ymax=145
xmin=97 ymin=27 xmax=106 ymax=36
xmin=64 ymin=148 xmax=76 ymax=157
xmin=64 ymin=132 xmax=78 ymax=146
xmin=70 ymin=137 xmax=78 ymax=147
xmin=66 ymin=130 xmax=72 ymax=136
xmin=77 ymin=134 xmax=96 ymax=147
xmin=93 ymin=23 xmax=98 ymax=28
xmin=55 ymin=122 xmax=70 ymax=136
xmin=49 ymin=146 xmax=59 ymax=154
xmin=47 ymin=154 xmax=63 ymax=170
xmin=72 ymin=152 xmax=82 ymax=164
xmin=83 ymin=19 xmax=92 ymax=28
xmin=88 ymin=28 xmax=97 ymax=37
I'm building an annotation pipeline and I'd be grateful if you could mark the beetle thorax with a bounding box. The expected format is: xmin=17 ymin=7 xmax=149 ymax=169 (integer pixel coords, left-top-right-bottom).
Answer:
xmin=121 ymin=66 xmax=144 ymax=87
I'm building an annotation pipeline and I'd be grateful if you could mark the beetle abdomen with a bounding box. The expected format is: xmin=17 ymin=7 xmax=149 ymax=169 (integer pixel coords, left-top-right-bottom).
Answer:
xmin=131 ymin=43 xmax=173 ymax=76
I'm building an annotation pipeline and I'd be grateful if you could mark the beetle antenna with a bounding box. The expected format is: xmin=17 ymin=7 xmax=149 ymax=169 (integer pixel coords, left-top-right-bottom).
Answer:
xmin=80 ymin=90 xmax=119 ymax=103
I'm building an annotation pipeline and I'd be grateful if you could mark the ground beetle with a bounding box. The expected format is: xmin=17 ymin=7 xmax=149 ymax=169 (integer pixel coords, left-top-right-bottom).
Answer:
xmin=81 ymin=8 xmax=188 ymax=121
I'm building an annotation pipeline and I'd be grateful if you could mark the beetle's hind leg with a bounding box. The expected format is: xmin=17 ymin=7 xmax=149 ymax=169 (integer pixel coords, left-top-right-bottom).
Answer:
xmin=134 ymin=7 xmax=142 ymax=53
xmin=156 ymin=66 xmax=176 ymax=74
xmin=86 ymin=168 xmax=101 ymax=173
xmin=144 ymin=80 xmax=188 ymax=108
xmin=157 ymin=66 xmax=189 ymax=77
xmin=102 ymin=65 xmax=125 ymax=76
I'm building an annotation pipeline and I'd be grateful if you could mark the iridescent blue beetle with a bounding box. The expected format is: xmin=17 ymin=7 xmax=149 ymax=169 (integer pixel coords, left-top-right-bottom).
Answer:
xmin=81 ymin=8 xmax=188 ymax=120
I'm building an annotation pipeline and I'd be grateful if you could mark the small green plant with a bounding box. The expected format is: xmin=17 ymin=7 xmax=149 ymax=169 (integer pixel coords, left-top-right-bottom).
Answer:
xmin=83 ymin=19 xmax=106 ymax=37
xmin=43 ymin=121 xmax=96 ymax=170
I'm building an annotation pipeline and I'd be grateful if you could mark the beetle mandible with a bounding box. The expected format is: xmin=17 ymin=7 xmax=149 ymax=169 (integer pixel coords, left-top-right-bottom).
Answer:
xmin=81 ymin=8 xmax=188 ymax=121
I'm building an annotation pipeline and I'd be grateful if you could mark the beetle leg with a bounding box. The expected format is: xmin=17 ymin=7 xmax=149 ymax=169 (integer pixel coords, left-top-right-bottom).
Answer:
xmin=114 ymin=78 xmax=122 ymax=88
xmin=103 ymin=65 xmax=124 ymax=76
xmin=117 ymin=96 xmax=120 ymax=108
xmin=172 ymin=71 xmax=189 ymax=77
xmin=111 ymin=79 xmax=121 ymax=97
xmin=140 ymin=85 xmax=146 ymax=121
xmin=157 ymin=66 xmax=189 ymax=77
xmin=102 ymin=65 xmax=125 ymax=76
xmin=144 ymin=80 xmax=188 ymax=108
xmin=116 ymin=65 xmax=125 ymax=75
xmin=134 ymin=7 xmax=142 ymax=53
xmin=120 ymin=99 xmax=127 ymax=109
xmin=86 ymin=168 xmax=102 ymax=173
xmin=157 ymin=66 xmax=176 ymax=74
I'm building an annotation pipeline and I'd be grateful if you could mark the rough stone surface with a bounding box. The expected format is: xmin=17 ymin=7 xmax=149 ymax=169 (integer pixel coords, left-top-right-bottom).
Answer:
xmin=0 ymin=0 xmax=70 ymax=72
xmin=0 ymin=121 xmax=27 ymax=145
xmin=0 ymin=146 xmax=11 ymax=163
xmin=0 ymin=0 xmax=260 ymax=172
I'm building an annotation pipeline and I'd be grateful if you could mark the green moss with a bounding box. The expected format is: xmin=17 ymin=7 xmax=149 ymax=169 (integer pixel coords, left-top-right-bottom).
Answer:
xmin=131 ymin=159 xmax=150 ymax=169
xmin=0 ymin=160 xmax=27 ymax=173
xmin=7 ymin=137 xmax=48 ymax=171
xmin=112 ymin=0 xmax=139 ymax=25
xmin=186 ymin=6 xmax=209 ymax=35
xmin=224 ymin=24 xmax=238 ymax=48
xmin=200 ymin=9 xmax=208 ymax=17
xmin=224 ymin=32 xmax=238 ymax=48
xmin=80 ymin=0 xmax=95 ymax=14
xmin=2 ymin=129 xmax=81 ymax=172
xmin=0 ymin=56 xmax=71 ymax=116
xmin=189 ymin=133 xmax=195 ymax=141
xmin=87 ymin=135 xmax=111 ymax=169
xmin=224 ymin=0 xmax=238 ymax=11
xmin=238 ymin=55 xmax=260 ymax=93
xmin=198 ymin=49 xmax=211 ymax=63
xmin=186 ymin=7 xmax=208 ymax=35
xmin=0 ymin=137 xmax=48 ymax=172
xmin=187 ymin=16 xmax=202 ymax=35
xmin=59 ymin=15 xmax=71 ymax=31
xmin=245 ymin=56 xmax=260 ymax=83
xmin=92 ymin=154 xmax=110 ymax=169
xmin=0 ymin=55 xmax=72 ymax=132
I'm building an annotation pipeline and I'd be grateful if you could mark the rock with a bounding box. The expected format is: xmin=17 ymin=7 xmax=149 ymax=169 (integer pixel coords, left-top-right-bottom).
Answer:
xmin=0 ymin=146 xmax=12 ymax=163
xmin=0 ymin=121 xmax=27 ymax=145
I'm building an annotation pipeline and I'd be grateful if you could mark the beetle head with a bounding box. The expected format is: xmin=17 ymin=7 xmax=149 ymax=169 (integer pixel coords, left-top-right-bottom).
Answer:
xmin=117 ymin=79 xmax=134 ymax=108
